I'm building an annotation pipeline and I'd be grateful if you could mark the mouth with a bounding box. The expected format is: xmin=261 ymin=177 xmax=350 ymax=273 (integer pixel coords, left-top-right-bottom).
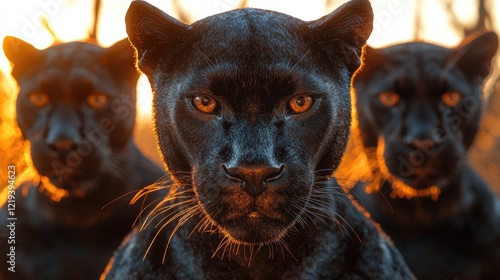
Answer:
xmin=48 ymin=173 xmax=83 ymax=190
xmin=35 ymin=172 xmax=95 ymax=202
xmin=37 ymin=153 xmax=102 ymax=188
xmin=218 ymin=211 xmax=293 ymax=244
xmin=204 ymin=191 xmax=307 ymax=245
xmin=193 ymin=165 xmax=314 ymax=244
xmin=401 ymin=171 xmax=442 ymax=189
xmin=44 ymin=166 xmax=99 ymax=193
xmin=376 ymin=139 xmax=442 ymax=200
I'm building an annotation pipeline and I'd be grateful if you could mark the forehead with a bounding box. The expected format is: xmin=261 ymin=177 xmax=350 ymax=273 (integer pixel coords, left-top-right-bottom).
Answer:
xmin=362 ymin=43 xmax=468 ymax=96
xmin=189 ymin=8 xmax=311 ymax=68
xmin=383 ymin=43 xmax=451 ymax=81
xmin=19 ymin=43 xmax=115 ymax=93
xmin=192 ymin=61 xmax=322 ymax=93
xmin=42 ymin=42 xmax=105 ymax=68
xmin=155 ymin=9 xmax=349 ymax=113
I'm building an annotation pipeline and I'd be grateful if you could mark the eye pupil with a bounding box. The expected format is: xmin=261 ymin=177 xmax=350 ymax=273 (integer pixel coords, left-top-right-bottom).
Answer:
xmin=193 ymin=95 xmax=218 ymax=114
xmin=28 ymin=92 xmax=49 ymax=108
xmin=442 ymin=91 xmax=462 ymax=107
xmin=295 ymin=96 xmax=305 ymax=106
xmin=289 ymin=95 xmax=313 ymax=114
xmin=201 ymin=96 xmax=211 ymax=106
xmin=378 ymin=92 xmax=400 ymax=107
xmin=87 ymin=93 xmax=109 ymax=109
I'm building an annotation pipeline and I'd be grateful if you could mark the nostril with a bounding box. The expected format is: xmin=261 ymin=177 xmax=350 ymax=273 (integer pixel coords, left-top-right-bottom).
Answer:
xmin=408 ymin=139 xmax=437 ymax=152
xmin=48 ymin=139 xmax=78 ymax=151
xmin=263 ymin=164 xmax=285 ymax=182
xmin=221 ymin=164 xmax=285 ymax=197
xmin=221 ymin=164 xmax=244 ymax=182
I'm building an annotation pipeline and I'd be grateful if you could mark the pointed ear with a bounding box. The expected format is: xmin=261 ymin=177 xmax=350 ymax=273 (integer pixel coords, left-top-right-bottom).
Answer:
xmin=3 ymin=36 xmax=42 ymax=80
xmin=309 ymin=0 xmax=373 ymax=74
xmin=451 ymin=31 xmax=498 ymax=80
xmin=125 ymin=1 xmax=189 ymax=76
xmin=363 ymin=45 xmax=382 ymax=65
xmin=101 ymin=38 xmax=140 ymax=84
xmin=355 ymin=45 xmax=384 ymax=81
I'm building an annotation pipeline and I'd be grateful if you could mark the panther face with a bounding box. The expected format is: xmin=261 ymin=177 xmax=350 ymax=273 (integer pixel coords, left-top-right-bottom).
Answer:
xmin=126 ymin=0 xmax=373 ymax=244
xmin=354 ymin=32 xmax=498 ymax=197
xmin=4 ymin=38 xmax=138 ymax=195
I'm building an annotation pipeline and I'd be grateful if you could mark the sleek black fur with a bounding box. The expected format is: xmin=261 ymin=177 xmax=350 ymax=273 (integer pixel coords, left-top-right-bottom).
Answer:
xmin=352 ymin=32 xmax=500 ymax=279
xmin=103 ymin=1 xmax=415 ymax=279
xmin=0 ymin=37 xmax=165 ymax=279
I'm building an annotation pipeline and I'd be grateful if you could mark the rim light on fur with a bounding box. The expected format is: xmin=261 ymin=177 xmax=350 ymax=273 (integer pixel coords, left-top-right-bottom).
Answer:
xmin=376 ymin=137 xmax=441 ymax=201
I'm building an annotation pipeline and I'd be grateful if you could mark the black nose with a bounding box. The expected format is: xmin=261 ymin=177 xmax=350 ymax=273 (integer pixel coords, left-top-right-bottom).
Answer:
xmin=46 ymin=133 xmax=80 ymax=151
xmin=222 ymin=164 xmax=285 ymax=197
xmin=48 ymin=138 xmax=78 ymax=151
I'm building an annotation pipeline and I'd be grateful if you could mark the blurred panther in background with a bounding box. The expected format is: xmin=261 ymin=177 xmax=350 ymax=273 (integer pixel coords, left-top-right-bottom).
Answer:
xmin=352 ymin=31 xmax=500 ymax=280
xmin=0 ymin=37 xmax=165 ymax=280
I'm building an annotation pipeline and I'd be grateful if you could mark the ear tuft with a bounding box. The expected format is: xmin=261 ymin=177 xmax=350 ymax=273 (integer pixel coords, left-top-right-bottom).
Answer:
xmin=310 ymin=0 xmax=374 ymax=74
xmin=3 ymin=36 xmax=41 ymax=80
xmin=451 ymin=30 xmax=498 ymax=80
xmin=125 ymin=1 xmax=189 ymax=75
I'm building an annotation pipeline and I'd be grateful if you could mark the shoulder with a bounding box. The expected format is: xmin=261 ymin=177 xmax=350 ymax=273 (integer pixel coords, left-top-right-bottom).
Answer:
xmin=340 ymin=194 xmax=415 ymax=278
xmin=102 ymin=227 xmax=171 ymax=280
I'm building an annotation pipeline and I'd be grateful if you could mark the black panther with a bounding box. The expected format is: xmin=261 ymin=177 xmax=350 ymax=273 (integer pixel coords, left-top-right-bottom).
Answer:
xmin=102 ymin=1 xmax=415 ymax=279
xmin=352 ymin=31 xmax=500 ymax=279
xmin=0 ymin=37 xmax=165 ymax=279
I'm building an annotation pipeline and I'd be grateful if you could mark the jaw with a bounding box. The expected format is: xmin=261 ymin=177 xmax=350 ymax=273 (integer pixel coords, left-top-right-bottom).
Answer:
xmin=48 ymin=174 xmax=100 ymax=193
xmin=218 ymin=216 xmax=294 ymax=245
xmin=28 ymin=143 xmax=110 ymax=196
xmin=30 ymin=157 xmax=108 ymax=201
xmin=207 ymin=207 xmax=303 ymax=245
xmin=190 ymin=161 xmax=314 ymax=244
xmin=373 ymin=138 xmax=445 ymax=200
xmin=198 ymin=188 xmax=309 ymax=245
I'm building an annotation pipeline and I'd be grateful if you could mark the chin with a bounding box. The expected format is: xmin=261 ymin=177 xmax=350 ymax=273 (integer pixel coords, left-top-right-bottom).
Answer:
xmin=45 ymin=173 xmax=98 ymax=195
xmin=385 ymin=174 xmax=442 ymax=200
xmin=210 ymin=205 xmax=299 ymax=244
xmin=221 ymin=218 xmax=291 ymax=244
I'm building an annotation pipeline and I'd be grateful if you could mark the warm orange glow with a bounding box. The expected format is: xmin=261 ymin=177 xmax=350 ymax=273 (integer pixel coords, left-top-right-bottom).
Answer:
xmin=375 ymin=138 xmax=441 ymax=201
xmin=0 ymin=71 xmax=24 ymax=206
xmin=37 ymin=176 xmax=70 ymax=202
xmin=0 ymin=142 xmax=70 ymax=206
xmin=336 ymin=94 xmax=442 ymax=201
xmin=136 ymin=74 xmax=154 ymax=118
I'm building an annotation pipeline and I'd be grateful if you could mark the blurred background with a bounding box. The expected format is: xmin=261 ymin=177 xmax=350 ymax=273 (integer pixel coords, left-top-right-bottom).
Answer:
xmin=0 ymin=0 xmax=499 ymax=194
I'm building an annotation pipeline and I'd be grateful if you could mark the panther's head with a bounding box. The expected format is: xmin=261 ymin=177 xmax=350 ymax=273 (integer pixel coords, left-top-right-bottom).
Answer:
xmin=354 ymin=31 xmax=498 ymax=198
xmin=3 ymin=37 xmax=139 ymax=196
xmin=126 ymin=0 xmax=372 ymax=244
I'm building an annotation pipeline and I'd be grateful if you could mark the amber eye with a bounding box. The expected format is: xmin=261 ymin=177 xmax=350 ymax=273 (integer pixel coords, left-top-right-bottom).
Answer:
xmin=441 ymin=91 xmax=462 ymax=107
xmin=87 ymin=93 xmax=109 ymax=109
xmin=28 ymin=92 xmax=49 ymax=108
xmin=289 ymin=95 xmax=313 ymax=114
xmin=378 ymin=91 xmax=400 ymax=107
xmin=193 ymin=95 xmax=218 ymax=114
